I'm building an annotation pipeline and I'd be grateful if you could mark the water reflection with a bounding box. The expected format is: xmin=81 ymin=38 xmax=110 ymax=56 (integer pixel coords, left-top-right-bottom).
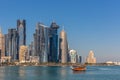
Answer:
xmin=61 ymin=68 xmax=67 ymax=76
xmin=0 ymin=66 xmax=80 ymax=80
xmin=0 ymin=66 xmax=119 ymax=80
xmin=1 ymin=66 xmax=20 ymax=80
xmin=18 ymin=66 xmax=26 ymax=79
xmin=72 ymin=70 xmax=86 ymax=74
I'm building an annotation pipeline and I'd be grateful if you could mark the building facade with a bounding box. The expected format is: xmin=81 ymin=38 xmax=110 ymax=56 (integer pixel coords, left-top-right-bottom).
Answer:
xmin=43 ymin=27 xmax=49 ymax=62
xmin=69 ymin=49 xmax=77 ymax=63
xmin=86 ymin=50 xmax=96 ymax=63
xmin=0 ymin=28 xmax=5 ymax=59
xmin=28 ymin=41 xmax=34 ymax=57
xmin=19 ymin=45 xmax=28 ymax=63
xmin=49 ymin=22 xmax=59 ymax=62
xmin=34 ymin=23 xmax=49 ymax=63
xmin=8 ymin=29 xmax=19 ymax=61
xmin=59 ymin=29 xmax=68 ymax=63
xmin=4 ymin=34 xmax=9 ymax=56
xmin=76 ymin=55 xmax=82 ymax=63
xmin=17 ymin=19 xmax=26 ymax=46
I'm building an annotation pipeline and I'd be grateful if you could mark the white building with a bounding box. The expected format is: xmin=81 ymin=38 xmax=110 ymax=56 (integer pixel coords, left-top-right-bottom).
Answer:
xmin=69 ymin=49 xmax=77 ymax=63
xmin=29 ymin=56 xmax=39 ymax=63
xmin=86 ymin=50 xmax=96 ymax=63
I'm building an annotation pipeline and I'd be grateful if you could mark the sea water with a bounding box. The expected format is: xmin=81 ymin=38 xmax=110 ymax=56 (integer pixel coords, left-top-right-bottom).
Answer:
xmin=0 ymin=66 xmax=120 ymax=80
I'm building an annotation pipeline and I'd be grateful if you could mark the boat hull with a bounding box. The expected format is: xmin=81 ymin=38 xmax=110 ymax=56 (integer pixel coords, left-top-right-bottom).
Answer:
xmin=72 ymin=65 xmax=86 ymax=71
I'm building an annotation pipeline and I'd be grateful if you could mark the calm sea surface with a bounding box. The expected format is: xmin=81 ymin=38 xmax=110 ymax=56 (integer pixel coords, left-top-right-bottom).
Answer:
xmin=0 ymin=66 xmax=120 ymax=80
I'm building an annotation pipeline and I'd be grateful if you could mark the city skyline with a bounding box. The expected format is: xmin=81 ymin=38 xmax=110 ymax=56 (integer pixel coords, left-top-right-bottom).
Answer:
xmin=0 ymin=0 xmax=120 ymax=62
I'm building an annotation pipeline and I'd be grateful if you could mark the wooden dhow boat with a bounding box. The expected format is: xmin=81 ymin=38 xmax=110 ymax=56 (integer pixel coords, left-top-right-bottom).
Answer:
xmin=71 ymin=64 xmax=86 ymax=71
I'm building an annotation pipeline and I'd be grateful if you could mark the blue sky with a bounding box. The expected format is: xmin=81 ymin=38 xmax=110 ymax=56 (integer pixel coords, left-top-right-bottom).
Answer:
xmin=0 ymin=0 xmax=120 ymax=62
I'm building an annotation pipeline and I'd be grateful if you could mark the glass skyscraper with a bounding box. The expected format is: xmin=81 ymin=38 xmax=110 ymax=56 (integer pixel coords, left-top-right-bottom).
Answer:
xmin=4 ymin=34 xmax=9 ymax=56
xmin=49 ymin=22 xmax=59 ymax=62
xmin=34 ymin=23 xmax=49 ymax=63
xmin=17 ymin=20 xmax=26 ymax=46
xmin=8 ymin=29 xmax=19 ymax=61
xmin=28 ymin=41 xmax=34 ymax=56
xmin=43 ymin=27 xmax=49 ymax=62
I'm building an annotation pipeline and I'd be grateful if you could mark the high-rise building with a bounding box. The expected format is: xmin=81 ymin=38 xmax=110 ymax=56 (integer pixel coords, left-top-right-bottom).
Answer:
xmin=76 ymin=55 xmax=82 ymax=63
xmin=43 ymin=27 xmax=49 ymax=62
xmin=4 ymin=34 xmax=9 ymax=56
xmin=17 ymin=19 xmax=26 ymax=46
xmin=28 ymin=41 xmax=34 ymax=57
xmin=8 ymin=29 xmax=19 ymax=61
xmin=33 ymin=33 xmax=37 ymax=56
xmin=86 ymin=50 xmax=96 ymax=63
xmin=0 ymin=28 xmax=5 ymax=58
xmin=59 ymin=29 xmax=68 ymax=63
xmin=34 ymin=23 xmax=49 ymax=63
xmin=49 ymin=22 xmax=59 ymax=62
xmin=69 ymin=49 xmax=77 ymax=63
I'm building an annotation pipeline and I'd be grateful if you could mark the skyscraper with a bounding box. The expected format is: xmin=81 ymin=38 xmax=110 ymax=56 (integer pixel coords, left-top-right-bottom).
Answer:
xmin=43 ymin=27 xmax=49 ymax=62
xmin=34 ymin=23 xmax=49 ymax=63
xmin=86 ymin=50 xmax=96 ymax=63
xmin=28 ymin=41 xmax=34 ymax=57
xmin=17 ymin=19 xmax=26 ymax=46
xmin=49 ymin=22 xmax=59 ymax=62
xmin=76 ymin=55 xmax=82 ymax=63
xmin=0 ymin=28 xmax=5 ymax=58
xmin=34 ymin=23 xmax=43 ymax=61
xmin=8 ymin=29 xmax=19 ymax=61
xmin=59 ymin=29 xmax=68 ymax=63
xmin=4 ymin=34 xmax=9 ymax=56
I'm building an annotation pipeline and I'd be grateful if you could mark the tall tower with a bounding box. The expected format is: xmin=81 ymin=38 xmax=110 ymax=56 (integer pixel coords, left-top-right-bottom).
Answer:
xmin=17 ymin=19 xmax=26 ymax=46
xmin=0 ymin=28 xmax=5 ymax=58
xmin=8 ymin=29 xmax=18 ymax=61
xmin=28 ymin=41 xmax=34 ymax=56
xmin=49 ymin=22 xmax=59 ymax=62
xmin=43 ymin=27 xmax=49 ymax=62
xmin=4 ymin=34 xmax=9 ymax=56
xmin=86 ymin=50 xmax=96 ymax=63
xmin=59 ymin=29 xmax=68 ymax=63
xmin=34 ymin=23 xmax=49 ymax=63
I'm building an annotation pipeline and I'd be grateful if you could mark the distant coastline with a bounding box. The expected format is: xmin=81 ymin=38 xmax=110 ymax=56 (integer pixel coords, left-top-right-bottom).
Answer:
xmin=0 ymin=62 xmax=83 ymax=66
xmin=0 ymin=62 xmax=117 ymax=66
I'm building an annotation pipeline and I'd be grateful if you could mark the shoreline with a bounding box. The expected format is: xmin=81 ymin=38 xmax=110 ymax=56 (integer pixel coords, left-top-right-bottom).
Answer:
xmin=0 ymin=62 xmax=85 ymax=67
xmin=0 ymin=62 xmax=118 ymax=67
